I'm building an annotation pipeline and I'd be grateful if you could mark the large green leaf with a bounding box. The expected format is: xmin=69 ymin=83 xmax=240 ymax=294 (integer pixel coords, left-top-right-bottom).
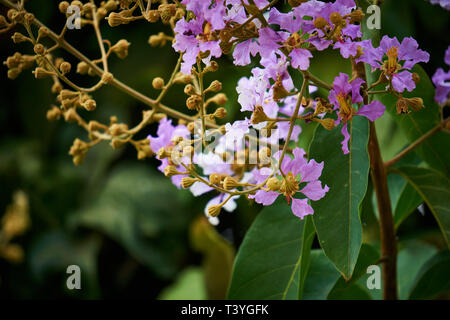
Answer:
xmin=397 ymin=240 xmax=437 ymax=300
xmin=227 ymin=199 xmax=313 ymax=300
xmin=309 ymin=116 xmax=370 ymax=279
xmin=302 ymin=244 xmax=378 ymax=300
xmin=392 ymin=166 xmax=450 ymax=247
xmin=409 ymin=250 xmax=450 ymax=299
xmin=393 ymin=183 xmax=423 ymax=228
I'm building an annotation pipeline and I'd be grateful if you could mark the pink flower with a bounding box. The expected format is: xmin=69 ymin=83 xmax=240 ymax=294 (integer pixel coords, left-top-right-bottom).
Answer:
xmin=329 ymin=73 xmax=385 ymax=154
xmin=250 ymin=148 xmax=329 ymax=219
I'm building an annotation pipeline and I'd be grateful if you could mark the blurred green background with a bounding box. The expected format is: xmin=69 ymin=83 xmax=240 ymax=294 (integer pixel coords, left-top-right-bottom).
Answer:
xmin=0 ymin=0 xmax=448 ymax=299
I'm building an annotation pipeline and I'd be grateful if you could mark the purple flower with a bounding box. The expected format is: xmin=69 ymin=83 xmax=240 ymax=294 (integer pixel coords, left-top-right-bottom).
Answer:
xmin=289 ymin=48 xmax=313 ymax=70
xmin=329 ymin=73 xmax=385 ymax=154
xmin=357 ymin=36 xmax=430 ymax=93
xmin=250 ymin=148 xmax=329 ymax=219
xmin=432 ymin=46 xmax=450 ymax=104
xmin=173 ymin=1 xmax=227 ymax=74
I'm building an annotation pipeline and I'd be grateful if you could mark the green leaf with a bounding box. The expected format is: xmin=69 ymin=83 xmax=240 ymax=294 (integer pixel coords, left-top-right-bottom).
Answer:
xmin=397 ymin=240 xmax=437 ymax=300
xmin=302 ymin=245 xmax=379 ymax=300
xmin=327 ymin=279 xmax=373 ymax=300
xmin=298 ymin=215 xmax=315 ymax=299
xmin=394 ymin=183 xmax=423 ymax=228
xmin=227 ymin=199 xmax=313 ymax=300
xmin=302 ymin=250 xmax=341 ymax=300
xmin=309 ymin=116 xmax=370 ymax=279
xmin=392 ymin=166 xmax=450 ymax=248
xmin=409 ymin=250 xmax=450 ymax=300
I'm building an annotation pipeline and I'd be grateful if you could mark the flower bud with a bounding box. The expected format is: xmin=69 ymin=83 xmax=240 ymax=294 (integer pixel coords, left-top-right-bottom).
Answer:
xmin=51 ymin=82 xmax=63 ymax=94
xmin=330 ymin=12 xmax=343 ymax=25
xmin=101 ymin=72 xmax=114 ymax=84
xmin=412 ymin=72 xmax=420 ymax=84
xmin=46 ymin=106 xmax=62 ymax=121
xmin=206 ymin=80 xmax=222 ymax=93
xmin=82 ymin=99 xmax=96 ymax=111
xmin=313 ymin=17 xmax=328 ymax=29
xmin=267 ymin=177 xmax=281 ymax=191
xmin=209 ymin=173 xmax=221 ymax=185
xmin=146 ymin=10 xmax=159 ymax=23
xmin=164 ymin=165 xmax=181 ymax=177
xmin=184 ymin=84 xmax=196 ymax=96
xmin=107 ymin=12 xmax=129 ymax=27
xmin=347 ymin=9 xmax=364 ymax=24
xmin=110 ymin=123 xmax=128 ymax=136
xmin=76 ymin=61 xmax=89 ymax=74
xmin=173 ymin=72 xmax=192 ymax=84
xmin=204 ymin=61 xmax=219 ymax=73
xmin=111 ymin=39 xmax=131 ymax=59
xmin=59 ymin=61 xmax=72 ymax=74
xmin=33 ymin=67 xmax=54 ymax=79
xmin=158 ymin=4 xmax=176 ymax=24
xmin=181 ymin=177 xmax=197 ymax=189
xmin=11 ymin=32 xmax=29 ymax=44
xmin=186 ymin=96 xmax=202 ymax=110
xmin=223 ymin=176 xmax=240 ymax=190
xmin=33 ymin=44 xmax=45 ymax=55
xmin=59 ymin=1 xmax=70 ymax=13
xmin=207 ymin=204 xmax=222 ymax=217
xmin=213 ymin=107 xmax=227 ymax=119
xmin=7 ymin=68 xmax=21 ymax=80
xmin=209 ymin=93 xmax=227 ymax=106
xmin=148 ymin=32 xmax=167 ymax=47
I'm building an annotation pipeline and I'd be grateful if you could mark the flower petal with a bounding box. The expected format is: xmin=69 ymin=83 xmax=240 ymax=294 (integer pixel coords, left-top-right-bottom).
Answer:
xmin=291 ymin=198 xmax=314 ymax=219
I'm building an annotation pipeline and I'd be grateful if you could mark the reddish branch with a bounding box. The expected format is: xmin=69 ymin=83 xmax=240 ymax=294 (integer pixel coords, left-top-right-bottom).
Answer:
xmin=352 ymin=59 xmax=398 ymax=300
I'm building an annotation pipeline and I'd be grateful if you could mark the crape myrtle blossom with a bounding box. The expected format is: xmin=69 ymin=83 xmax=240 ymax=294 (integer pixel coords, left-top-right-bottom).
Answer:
xmin=249 ymin=148 xmax=329 ymax=219
xmin=329 ymin=73 xmax=386 ymax=154
xmin=356 ymin=36 xmax=430 ymax=93
xmin=148 ymin=117 xmax=191 ymax=188
xmin=432 ymin=46 xmax=450 ymax=104
xmin=173 ymin=0 xmax=228 ymax=74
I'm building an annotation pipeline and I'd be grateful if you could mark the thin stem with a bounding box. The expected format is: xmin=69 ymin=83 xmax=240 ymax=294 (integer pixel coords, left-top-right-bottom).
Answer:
xmin=91 ymin=1 xmax=108 ymax=73
xmin=384 ymin=121 xmax=446 ymax=168
xmin=278 ymin=78 xmax=308 ymax=176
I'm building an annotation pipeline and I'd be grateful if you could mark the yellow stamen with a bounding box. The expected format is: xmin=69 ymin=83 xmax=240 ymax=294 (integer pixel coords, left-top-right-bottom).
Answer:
xmin=386 ymin=46 xmax=399 ymax=74
xmin=336 ymin=93 xmax=353 ymax=120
